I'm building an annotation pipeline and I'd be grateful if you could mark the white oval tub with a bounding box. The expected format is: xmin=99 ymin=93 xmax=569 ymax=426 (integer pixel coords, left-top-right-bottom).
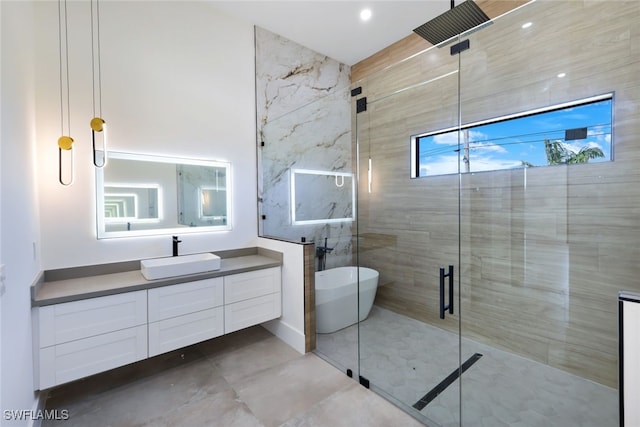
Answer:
xmin=315 ymin=266 xmax=379 ymax=333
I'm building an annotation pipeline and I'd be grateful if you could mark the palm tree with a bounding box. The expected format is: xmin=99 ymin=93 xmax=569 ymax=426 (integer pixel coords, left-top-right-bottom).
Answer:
xmin=544 ymin=139 xmax=604 ymax=165
xmin=565 ymin=145 xmax=605 ymax=164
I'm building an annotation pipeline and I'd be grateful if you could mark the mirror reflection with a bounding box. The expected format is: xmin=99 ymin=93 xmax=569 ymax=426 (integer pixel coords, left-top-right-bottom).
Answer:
xmin=96 ymin=152 xmax=231 ymax=238
xmin=104 ymin=185 xmax=160 ymax=221
xmin=177 ymin=165 xmax=228 ymax=227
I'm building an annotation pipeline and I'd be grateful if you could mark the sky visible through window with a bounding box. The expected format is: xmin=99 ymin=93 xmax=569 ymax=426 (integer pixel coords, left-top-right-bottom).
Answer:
xmin=415 ymin=97 xmax=612 ymax=177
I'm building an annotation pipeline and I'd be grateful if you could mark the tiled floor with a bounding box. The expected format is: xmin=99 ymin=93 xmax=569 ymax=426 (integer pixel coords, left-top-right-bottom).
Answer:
xmin=317 ymin=305 xmax=618 ymax=427
xmin=43 ymin=326 xmax=424 ymax=427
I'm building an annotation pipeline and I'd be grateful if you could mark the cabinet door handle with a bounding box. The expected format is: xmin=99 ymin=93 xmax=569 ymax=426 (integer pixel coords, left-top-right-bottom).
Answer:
xmin=439 ymin=265 xmax=454 ymax=319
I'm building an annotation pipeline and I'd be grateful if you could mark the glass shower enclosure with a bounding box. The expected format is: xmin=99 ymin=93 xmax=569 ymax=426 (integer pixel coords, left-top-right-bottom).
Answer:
xmin=352 ymin=1 xmax=638 ymax=425
xmin=258 ymin=0 xmax=639 ymax=425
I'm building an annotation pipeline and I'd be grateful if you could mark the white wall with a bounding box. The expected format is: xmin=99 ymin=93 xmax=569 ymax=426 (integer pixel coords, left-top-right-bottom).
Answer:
xmin=34 ymin=1 xmax=258 ymax=269
xmin=1 ymin=1 xmax=41 ymax=423
xmin=0 ymin=0 xmax=258 ymax=421
xmin=256 ymin=237 xmax=306 ymax=354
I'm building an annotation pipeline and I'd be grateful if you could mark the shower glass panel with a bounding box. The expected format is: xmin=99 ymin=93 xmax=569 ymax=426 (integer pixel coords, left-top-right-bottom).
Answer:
xmin=259 ymin=86 xmax=354 ymax=268
xmin=457 ymin=1 xmax=636 ymax=425
xmin=260 ymin=86 xmax=357 ymax=373
xmin=354 ymin=35 xmax=462 ymax=426
xmin=355 ymin=0 xmax=638 ymax=426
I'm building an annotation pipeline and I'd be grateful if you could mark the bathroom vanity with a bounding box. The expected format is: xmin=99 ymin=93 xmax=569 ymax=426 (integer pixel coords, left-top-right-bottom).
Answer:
xmin=31 ymin=248 xmax=282 ymax=390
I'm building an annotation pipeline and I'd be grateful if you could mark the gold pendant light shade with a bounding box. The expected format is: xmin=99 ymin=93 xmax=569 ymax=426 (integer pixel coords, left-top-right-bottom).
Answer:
xmin=58 ymin=136 xmax=74 ymax=186
xmin=91 ymin=117 xmax=107 ymax=167
xmin=57 ymin=135 xmax=74 ymax=150
xmin=90 ymin=117 xmax=105 ymax=132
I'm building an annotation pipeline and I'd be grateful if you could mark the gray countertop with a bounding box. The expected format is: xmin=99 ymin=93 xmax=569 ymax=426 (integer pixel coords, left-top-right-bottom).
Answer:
xmin=33 ymin=248 xmax=282 ymax=307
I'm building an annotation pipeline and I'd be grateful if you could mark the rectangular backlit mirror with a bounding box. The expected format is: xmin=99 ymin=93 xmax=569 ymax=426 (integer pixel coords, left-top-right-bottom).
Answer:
xmin=96 ymin=152 xmax=232 ymax=238
xmin=290 ymin=168 xmax=355 ymax=225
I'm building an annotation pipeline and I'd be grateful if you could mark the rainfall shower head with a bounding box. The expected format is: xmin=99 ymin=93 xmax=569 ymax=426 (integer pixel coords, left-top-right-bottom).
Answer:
xmin=413 ymin=0 xmax=490 ymax=46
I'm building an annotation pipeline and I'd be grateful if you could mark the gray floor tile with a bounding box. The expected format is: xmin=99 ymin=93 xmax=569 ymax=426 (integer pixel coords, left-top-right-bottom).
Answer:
xmin=45 ymin=350 xmax=230 ymax=426
xmin=143 ymin=389 xmax=265 ymax=427
xmin=43 ymin=326 xmax=423 ymax=427
xmin=281 ymin=381 xmax=425 ymax=427
xmin=213 ymin=335 xmax=302 ymax=384
xmin=232 ymin=353 xmax=354 ymax=427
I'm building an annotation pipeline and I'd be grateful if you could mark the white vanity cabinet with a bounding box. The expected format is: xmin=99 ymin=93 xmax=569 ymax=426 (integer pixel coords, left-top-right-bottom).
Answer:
xmin=34 ymin=291 xmax=148 ymax=390
xmin=33 ymin=264 xmax=282 ymax=390
xmin=224 ymin=267 xmax=282 ymax=333
xmin=148 ymin=277 xmax=224 ymax=357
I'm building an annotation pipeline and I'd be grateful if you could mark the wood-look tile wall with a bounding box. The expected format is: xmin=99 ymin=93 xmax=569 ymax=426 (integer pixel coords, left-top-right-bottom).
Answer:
xmin=351 ymin=0 xmax=528 ymax=82
xmin=353 ymin=0 xmax=640 ymax=388
xmin=303 ymin=244 xmax=316 ymax=352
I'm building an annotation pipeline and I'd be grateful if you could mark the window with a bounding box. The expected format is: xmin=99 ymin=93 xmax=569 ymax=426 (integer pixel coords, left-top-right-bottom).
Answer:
xmin=411 ymin=94 xmax=613 ymax=178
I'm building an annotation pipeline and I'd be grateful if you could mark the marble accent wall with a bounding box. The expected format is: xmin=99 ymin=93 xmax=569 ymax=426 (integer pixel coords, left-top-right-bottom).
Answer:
xmin=255 ymin=27 xmax=352 ymax=270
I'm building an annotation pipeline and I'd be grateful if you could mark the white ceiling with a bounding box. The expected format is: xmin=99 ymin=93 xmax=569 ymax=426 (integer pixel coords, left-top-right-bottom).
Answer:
xmin=210 ymin=1 xmax=451 ymax=65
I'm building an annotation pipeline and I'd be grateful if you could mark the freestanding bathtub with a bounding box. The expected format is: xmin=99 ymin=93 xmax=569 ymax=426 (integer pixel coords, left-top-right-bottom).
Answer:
xmin=315 ymin=266 xmax=379 ymax=333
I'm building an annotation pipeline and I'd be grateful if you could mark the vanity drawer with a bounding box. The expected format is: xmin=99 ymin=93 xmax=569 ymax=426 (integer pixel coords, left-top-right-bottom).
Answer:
xmin=224 ymin=267 xmax=281 ymax=304
xmin=224 ymin=293 xmax=282 ymax=334
xmin=38 ymin=291 xmax=147 ymax=348
xmin=148 ymin=277 xmax=224 ymax=322
xmin=39 ymin=325 xmax=147 ymax=390
xmin=148 ymin=307 xmax=224 ymax=357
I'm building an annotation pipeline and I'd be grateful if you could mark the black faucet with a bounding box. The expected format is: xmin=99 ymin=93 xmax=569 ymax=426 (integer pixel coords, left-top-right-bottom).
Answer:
xmin=172 ymin=236 xmax=182 ymax=257
xmin=316 ymin=237 xmax=333 ymax=271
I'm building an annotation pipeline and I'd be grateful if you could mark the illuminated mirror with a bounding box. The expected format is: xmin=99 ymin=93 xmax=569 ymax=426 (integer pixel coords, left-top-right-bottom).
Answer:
xmin=290 ymin=168 xmax=355 ymax=225
xmin=96 ymin=152 xmax=231 ymax=238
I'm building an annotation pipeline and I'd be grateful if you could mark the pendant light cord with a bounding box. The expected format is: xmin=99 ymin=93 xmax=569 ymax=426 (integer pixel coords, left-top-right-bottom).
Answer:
xmin=91 ymin=0 xmax=103 ymax=118
xmin=90 ymin=0 xmax=95 ymax=118
xmin=58 ymin=0 xmax=71 ymax=136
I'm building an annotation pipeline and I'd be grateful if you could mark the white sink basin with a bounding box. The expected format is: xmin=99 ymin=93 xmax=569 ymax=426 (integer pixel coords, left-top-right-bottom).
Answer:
xmin=141 ymin=253 xmax=221 ymax=280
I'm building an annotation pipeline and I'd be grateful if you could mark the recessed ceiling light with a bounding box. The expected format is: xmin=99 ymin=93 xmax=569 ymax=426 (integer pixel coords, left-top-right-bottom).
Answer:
xmin=522 ymin=22 xmax=532 ymax=29
xmin=557 ymin=72 xmax=566 ymax=78
xmin=360 ymin=8 xmax=372 ymax=21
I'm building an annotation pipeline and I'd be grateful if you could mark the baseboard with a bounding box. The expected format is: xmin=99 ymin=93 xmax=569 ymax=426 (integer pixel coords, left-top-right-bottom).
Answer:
xmin=262 ymin=319 xmax=306 ymax=354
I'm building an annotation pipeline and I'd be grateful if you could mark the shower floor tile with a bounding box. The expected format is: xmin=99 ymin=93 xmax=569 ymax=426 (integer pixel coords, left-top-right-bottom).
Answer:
xmin=316 ymin=305 xmax=617 ymax=427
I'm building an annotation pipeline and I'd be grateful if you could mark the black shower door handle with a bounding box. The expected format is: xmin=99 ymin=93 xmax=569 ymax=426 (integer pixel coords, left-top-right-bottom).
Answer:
xmin=439 ymin=265 xmax=454 ymax=319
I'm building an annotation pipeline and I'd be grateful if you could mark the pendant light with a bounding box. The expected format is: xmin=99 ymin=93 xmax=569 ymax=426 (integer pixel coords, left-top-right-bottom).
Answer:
xmin=57 ymin=0 xmax=74 ymax=186
xmin=90 ymin=0 xmax=107 ymax=167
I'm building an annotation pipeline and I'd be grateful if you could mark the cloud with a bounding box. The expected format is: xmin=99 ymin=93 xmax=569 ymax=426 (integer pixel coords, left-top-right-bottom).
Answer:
xmin=468 ymin=157 xmax=524 ymax=172
xmin=469 ymin=141 xmax=508 ymax=153
xmin=588 ymin=125 xmax=611 ymax=145
xmin=420 ymin=152 xmax=524 ymax=176
xmin=563 ymin=140 xmax=603 ymax=154
xmin=420 ymin=154 xmax=459 ymax=176
xmin=432 ymin=131 xmax=458 ymax=146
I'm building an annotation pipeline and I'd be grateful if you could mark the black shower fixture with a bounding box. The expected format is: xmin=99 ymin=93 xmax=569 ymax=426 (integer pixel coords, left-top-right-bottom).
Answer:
xmin=413 ymin=0 xmax=490 ymax=46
